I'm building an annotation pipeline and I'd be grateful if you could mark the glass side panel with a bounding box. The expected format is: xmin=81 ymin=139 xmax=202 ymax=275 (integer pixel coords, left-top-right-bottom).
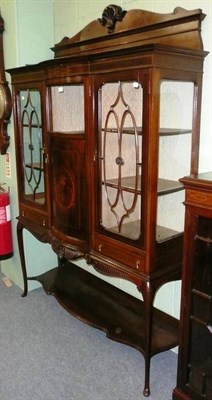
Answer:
xmin=156 ymin=81 xmax=194 ymax=242
xmin=50 ymin=85 xmax=84 ymax=133
xmin=20 ymin=89 xmax=45 ymax=205
xmin=98 ymin=81 xmax=143 ymax=241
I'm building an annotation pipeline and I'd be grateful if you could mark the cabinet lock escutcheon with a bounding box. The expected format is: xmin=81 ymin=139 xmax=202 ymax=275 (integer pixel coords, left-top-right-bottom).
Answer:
xmin=93 ymin=152 xmax=103 ymax=162
xmin=41 ymin=146 xmax=49 ymax=164
xmin=45 ymin=154 xmax=49 ymax=164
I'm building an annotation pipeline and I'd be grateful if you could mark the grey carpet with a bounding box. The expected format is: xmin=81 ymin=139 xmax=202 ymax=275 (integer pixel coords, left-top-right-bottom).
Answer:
xmin=0 ymin=276 xmax=177 ymax=400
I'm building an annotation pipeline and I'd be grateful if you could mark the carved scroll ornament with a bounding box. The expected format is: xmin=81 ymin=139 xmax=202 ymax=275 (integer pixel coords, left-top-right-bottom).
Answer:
xmin=98 ymin=4 xmax=127 ymax=33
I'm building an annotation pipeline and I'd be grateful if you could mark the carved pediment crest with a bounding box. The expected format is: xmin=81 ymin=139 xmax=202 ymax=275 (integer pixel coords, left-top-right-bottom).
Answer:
xmin=98 ymin=4 xmax=127 ymax=33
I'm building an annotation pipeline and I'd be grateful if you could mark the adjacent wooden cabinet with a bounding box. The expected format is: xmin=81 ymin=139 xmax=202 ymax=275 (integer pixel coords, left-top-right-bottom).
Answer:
xmin=173 ymin=173 xmax=212 ymax=400
xmin=8 ymin=5 xmax=208 ymax=397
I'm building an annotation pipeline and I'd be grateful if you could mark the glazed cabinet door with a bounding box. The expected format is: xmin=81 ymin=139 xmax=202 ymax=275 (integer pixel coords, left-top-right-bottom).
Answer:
xmin=13 ymin=83 xmax=49 ymax=228
xmin=91 ymin=71 xmax=149 ymax=272
xmin=91 ymin=71 xmax=198 ymax=275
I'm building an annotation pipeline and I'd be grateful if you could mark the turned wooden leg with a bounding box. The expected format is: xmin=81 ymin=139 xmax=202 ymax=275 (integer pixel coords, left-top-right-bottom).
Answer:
xmin=139 ymin=281 xmax=156 ymax=397
xmin=17 ymin=221 xmax=28 ymax=297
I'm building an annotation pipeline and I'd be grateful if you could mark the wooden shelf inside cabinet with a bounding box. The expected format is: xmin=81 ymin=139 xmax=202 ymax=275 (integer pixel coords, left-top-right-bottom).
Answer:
xmin=104 ymin=176 xmax=183 ymax=196
xmin=25 ymin=162 xmax=44 ymax=171
xmin=29 ymin=261 xmax=179 ymax=356
xmin=195 ymin=234 xmax=212 ymax=244
xmin=23 ymin=123 xmax=42 ymax=129
xmin=109 ymin=219 xmax=181 ymax=241
xmin=103 ymin=127 xmax=191 ymax=136
xmin=192 ymin=288 xmax=211 ymax=302
xmin=157 ymin=225 xmax=181 ymax=242
xmin=49 ymin=130 xmax=85 ymax=136
xmin=193 ymin=285 xmax=212 ymax=300
xmin=159 ymin=128 xmax=191 ymax=136
xmin=25 ymin=193 xmax=45 ymax=204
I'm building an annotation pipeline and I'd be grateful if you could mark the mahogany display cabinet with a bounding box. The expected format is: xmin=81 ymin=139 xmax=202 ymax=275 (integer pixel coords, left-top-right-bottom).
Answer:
xmin=173 ymin=172 xmax=212 ymax=400
xmin=8 ymin=5 xmax=208 ymax=397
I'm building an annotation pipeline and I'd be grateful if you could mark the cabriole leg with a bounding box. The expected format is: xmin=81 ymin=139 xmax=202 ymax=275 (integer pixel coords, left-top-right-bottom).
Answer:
xmin=17 ymin=221 xmax=28 ymax=297
xmin=139 ymin=281 xmax=156 ymax=397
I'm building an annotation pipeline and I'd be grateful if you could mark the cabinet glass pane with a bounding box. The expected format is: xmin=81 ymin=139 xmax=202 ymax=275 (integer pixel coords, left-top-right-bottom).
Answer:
xmin=98 ymin=81 xmax=143 ymax=240
xmin=20 ymin=89 xmax=45 ymax=205
xmin=193 ymin=216 xmax=212 ymax=295
xmin=50 ymin=85 xmax=84 ymax=133
xmin=156 ymin=81 xmax=194 ymax=242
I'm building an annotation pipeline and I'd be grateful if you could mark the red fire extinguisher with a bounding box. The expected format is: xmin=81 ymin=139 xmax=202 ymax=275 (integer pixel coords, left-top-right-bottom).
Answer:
xmin=0 ymin=186 xmax=13 ymax=260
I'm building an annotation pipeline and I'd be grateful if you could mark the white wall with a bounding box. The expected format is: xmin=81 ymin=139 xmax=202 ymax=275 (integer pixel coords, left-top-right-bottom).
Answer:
xmin=0 ymin=0 xmax=211 ymax=318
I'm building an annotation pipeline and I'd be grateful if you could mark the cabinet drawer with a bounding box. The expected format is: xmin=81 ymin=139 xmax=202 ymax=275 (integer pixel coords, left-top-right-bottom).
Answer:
xmin=186 ymin=189 xmax=212 ymax=208
xmin=94 ymin=235 xmax=146 ymax=272
xmin=20 ymin=206 xmax=48 ymax=228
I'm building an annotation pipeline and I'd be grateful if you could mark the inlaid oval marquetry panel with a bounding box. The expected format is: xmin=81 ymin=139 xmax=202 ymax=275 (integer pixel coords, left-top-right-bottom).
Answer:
xmin=55 ymin=165 xmax=76 ymax=210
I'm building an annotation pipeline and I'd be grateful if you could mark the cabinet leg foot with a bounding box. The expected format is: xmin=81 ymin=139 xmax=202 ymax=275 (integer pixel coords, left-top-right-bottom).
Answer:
xmin=21 ymin=286 xmax=28 ymax=297
xmin=143 ymin=387 xmax=150 ymax=397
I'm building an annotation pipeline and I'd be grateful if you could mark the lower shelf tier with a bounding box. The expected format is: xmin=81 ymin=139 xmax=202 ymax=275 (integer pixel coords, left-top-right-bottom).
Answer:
xmin=30 ymin=260 xmax=179 ymax=356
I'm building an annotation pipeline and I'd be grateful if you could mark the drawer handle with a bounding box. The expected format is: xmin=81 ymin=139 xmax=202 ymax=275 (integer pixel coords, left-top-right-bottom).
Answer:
xmin=136 ymin=260 xmax=140 ymax=269
xmin=98 ymin=244 xmax=103 ymax=252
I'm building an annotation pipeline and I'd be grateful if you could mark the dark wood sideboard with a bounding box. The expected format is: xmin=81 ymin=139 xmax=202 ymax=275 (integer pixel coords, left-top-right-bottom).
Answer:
xmin=8 ymin=5 xmax=208 ymax=397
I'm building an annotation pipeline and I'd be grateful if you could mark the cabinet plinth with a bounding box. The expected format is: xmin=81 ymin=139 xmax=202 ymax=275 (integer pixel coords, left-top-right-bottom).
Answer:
xmin=8 ymin=5 xmax=208 ymax=398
